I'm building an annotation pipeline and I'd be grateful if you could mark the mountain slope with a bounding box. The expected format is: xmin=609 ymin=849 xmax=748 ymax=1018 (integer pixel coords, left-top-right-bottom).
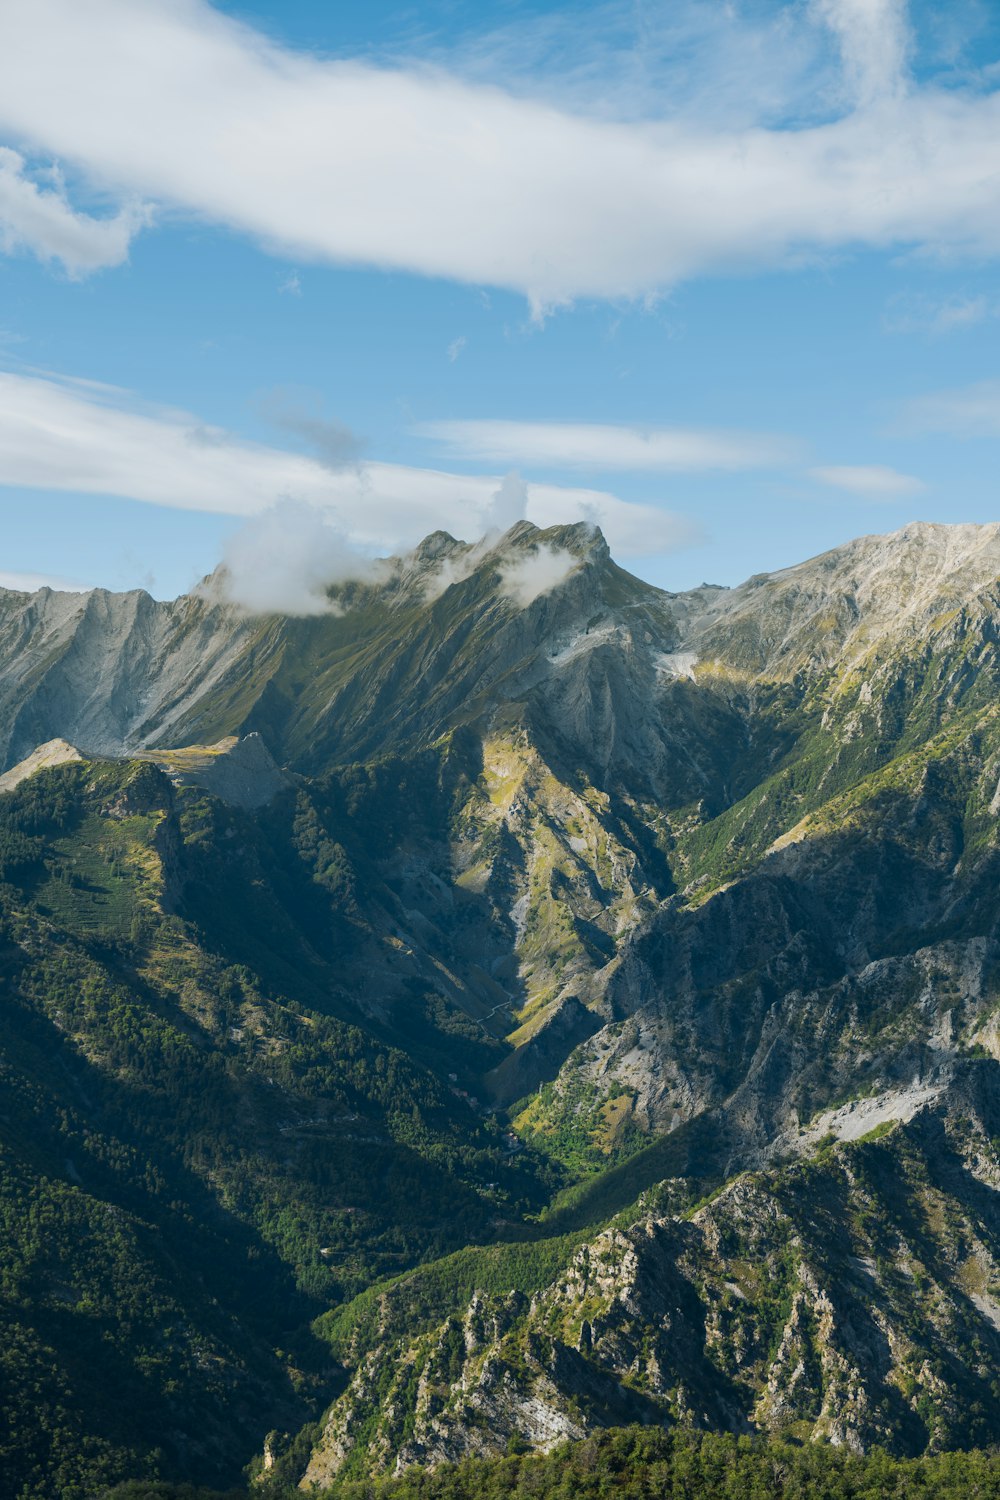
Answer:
xmin=0 ymin=755 xmax=558 ymax=1496
xmin=4 ymin=520 xmax=1000 ymax=1493
xmin=300 ymin=1061 xmax=1000 ymax=1484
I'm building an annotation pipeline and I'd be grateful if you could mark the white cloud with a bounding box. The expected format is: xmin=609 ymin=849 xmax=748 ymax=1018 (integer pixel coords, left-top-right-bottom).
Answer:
xmin=215 ymin=487 xmax=582 ymax=616
xmin=420 ymin=498 xmax=551 ymax=602
xmin=415 ymin=419 xmax=793 ymax=472
xmin=0 ymin=1 xmax=999 ymax=308
xmin=211 ymin=500 xmax=369 ymax=615
xmin=811 ymin=0 xmax=911 ymax=107
xmin=483 ymin=470 xmax=528 ymax=531
xmin=447 ymin=336 xmax=467 ymax=362
xmin=809 ymin=463 xmax=925 ymax=496
xmin=0 ymin=146 xmax=146 ymax=274
xmin=419 ymin=549 xmax=480 ymax=602
xmin=899 ymin=380 xmax=1000 ymax=436
xmin=278 ymin=271 xmax=301 ymax=296
xmin=0 ymin=567 xmax=91 ymax=593
xmin=497 ymin=543 xmax=579 ymax=607
xmin=0 ymin=368 xmax=691 ymax=558
xmin=438 ymin=0 xmax=836 ymax=131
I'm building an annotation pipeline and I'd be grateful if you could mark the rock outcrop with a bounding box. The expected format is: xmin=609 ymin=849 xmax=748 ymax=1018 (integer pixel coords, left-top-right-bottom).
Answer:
xmin=303 ymin=1064 xmax=1000 ymax=1481
xmin=0 ymin=736 xmax=82 ymax=793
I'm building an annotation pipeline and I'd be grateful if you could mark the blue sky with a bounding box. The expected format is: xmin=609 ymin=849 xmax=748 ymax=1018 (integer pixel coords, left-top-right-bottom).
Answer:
xmin=0 ymin=0 xmax=999 ymax=603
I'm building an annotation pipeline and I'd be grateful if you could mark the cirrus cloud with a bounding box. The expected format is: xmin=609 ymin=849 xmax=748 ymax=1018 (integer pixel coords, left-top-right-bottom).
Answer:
xmin=0 ymin=367 xmax=693 ymax=559
xmin=414 ymin=418 xmax=794 ymax=472
xmin=898 ymin=381 xmax=1000 ymax=437
xmin=883 ymin=291 xmax=999 ymax=336
xmin=809 ymin=463 xmax=925 ymax=497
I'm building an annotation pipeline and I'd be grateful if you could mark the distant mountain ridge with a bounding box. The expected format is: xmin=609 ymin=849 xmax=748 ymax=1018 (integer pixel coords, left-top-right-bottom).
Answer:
xmin=7 ymin=518 xmax=1000 ymax=1167
xmin=1 ymin=518 xmax=997 ymax=788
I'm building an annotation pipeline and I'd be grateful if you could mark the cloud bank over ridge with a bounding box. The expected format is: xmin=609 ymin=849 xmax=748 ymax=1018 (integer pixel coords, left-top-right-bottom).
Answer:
xmin=0 ymin=369 xmax=693 ymax=564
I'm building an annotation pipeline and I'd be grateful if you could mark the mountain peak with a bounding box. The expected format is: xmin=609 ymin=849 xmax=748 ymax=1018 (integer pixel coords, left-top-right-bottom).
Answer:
xmin=672 ymin=517 xmax=1000 ymax=680
xmin=805 ymin=518 xmax=1000 ymax=580
xmin=411 ymin=530 xmax=465 ymax=563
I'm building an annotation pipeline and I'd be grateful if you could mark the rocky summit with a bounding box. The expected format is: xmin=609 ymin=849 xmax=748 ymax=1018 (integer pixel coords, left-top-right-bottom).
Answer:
xmin=3 ymin=520 xmax=1000 ymax=1496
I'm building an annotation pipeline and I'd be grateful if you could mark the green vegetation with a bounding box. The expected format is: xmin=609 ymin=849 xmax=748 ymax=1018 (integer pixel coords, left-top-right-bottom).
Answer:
xmin=538 ymin=1113 xmax=719 ymax=1232
xmin=0 ymin=759 xmax=558 ymax=1497
xmin=107 ymin=1428 xmax=1000 ymax=1499
xmin=514 ymin=1067 xmax=646 ymax=1176
xmin=316 ymin=1428 xmax=1000 ymax=1500
xmin=316 ymin=1232 xmax=590 ymax=1366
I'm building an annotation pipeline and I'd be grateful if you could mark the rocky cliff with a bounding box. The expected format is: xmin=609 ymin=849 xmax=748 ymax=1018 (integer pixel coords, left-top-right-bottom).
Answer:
xmin=303 ymin=1062 xmax=1000 ymax=1482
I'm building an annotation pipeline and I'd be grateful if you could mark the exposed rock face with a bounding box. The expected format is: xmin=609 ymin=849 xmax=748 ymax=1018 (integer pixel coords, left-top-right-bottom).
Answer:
xmin=265 ymin=520 xmax=1000 ymax=1485
xmin=0 ymin=731 xmax=290 ymax=812
xmin=2 ymin=517 xmax=999 ymax=827
xmin=0 ymin=736 xmax=82 ymax=793
xmin=137 ymin=732 xmax=291 ymax=810
xmin=304 ymin=1065 xmax=1000 ymax=1481
xmin=0 ymin=584 xmax=262 ymax=767
xmin=2 ymin=519 xmax=998 ymax=806
xmin=684 ymin=520 xmax=1000 ymax=679
xmin=544 ymin=864 xmax=1000 ymax=1175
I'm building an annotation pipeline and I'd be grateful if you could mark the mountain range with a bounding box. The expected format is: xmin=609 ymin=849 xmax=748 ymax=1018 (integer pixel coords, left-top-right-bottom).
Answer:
xmin=3 ymin=518 xmax=1000 ymax=1496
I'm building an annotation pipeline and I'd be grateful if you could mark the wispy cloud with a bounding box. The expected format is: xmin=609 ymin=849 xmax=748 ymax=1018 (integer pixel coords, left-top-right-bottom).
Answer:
xmin=0 ymin=368 xmax=692 ymax=558
xmin=0 ymin=567 xmax=91 ymax=593
xmin=277 ymin=270 xmax=301 ymax=296
xmin=809 ymin=463 xmax=925 ymax=497
xmin=0 ymin=146 xmax=147 ymax=274
xmin=883 ymin=290 xmax=998 ymax=334
xmin=256 ymin=388 xmax=364 ymax=470
xmin=424 ymin=0 xmax=840 ymax=129
xmin=414 ymin=418 xmax=794 ymax=472
xmin=497 ymin=543 xmax=579 ymax=607
xmin=898 ymin=380 xmax=1000 ymax=436
xmin=811 ymin=0 xmax=911 ymax=108
xmin=1 ymin=0 xmax=999 ymax=308
xmin=447 ymin=336 xmax=467 ymax=362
